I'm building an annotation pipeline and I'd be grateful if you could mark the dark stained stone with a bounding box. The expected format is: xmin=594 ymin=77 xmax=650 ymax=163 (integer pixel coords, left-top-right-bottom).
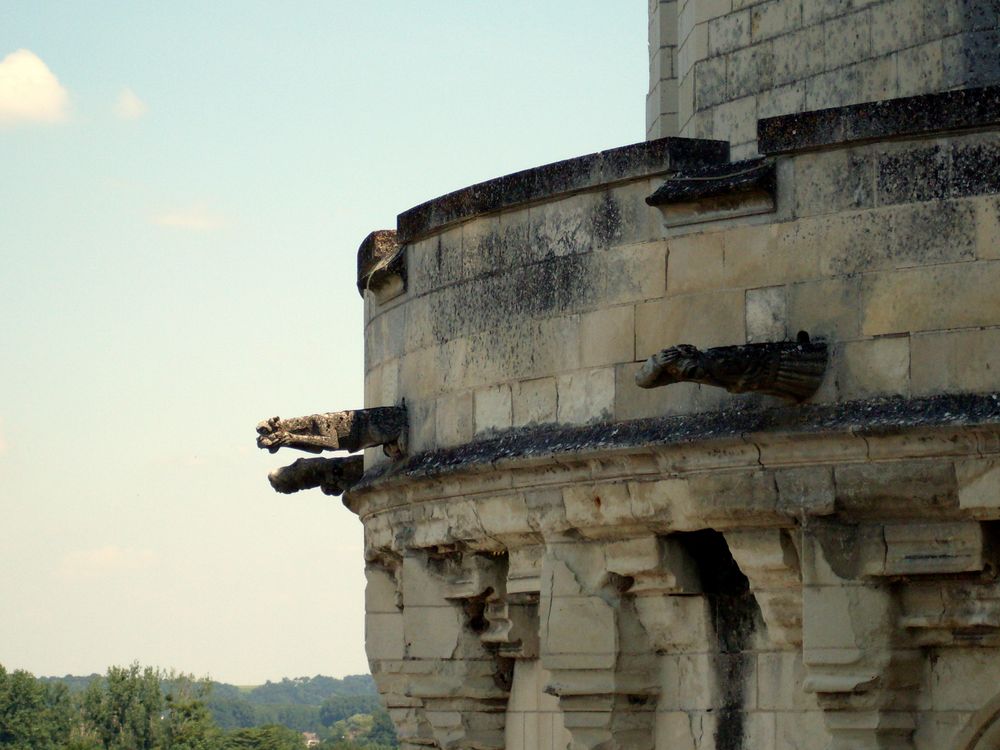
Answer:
xmin=646 ymin=158 xmax=775 ymax=206
xmin=758 ymin=85 xmax=1000 ymax=155
xmin=356 ymin=229 xmax=405 ymax=298
xmin=347 ymin=393 xmax=1000 ymax=496
xmin=396 ymin=137 xmax=730 ymax=243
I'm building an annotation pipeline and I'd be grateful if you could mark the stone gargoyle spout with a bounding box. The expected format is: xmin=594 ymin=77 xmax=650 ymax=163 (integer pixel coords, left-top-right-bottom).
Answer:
xmin=636 ymin=331 xmax=827 ymax=403
xmin=256 ymin=406 xmax=407 ymax=458
xmin=267 ymin=456 xmax=365 ymax=496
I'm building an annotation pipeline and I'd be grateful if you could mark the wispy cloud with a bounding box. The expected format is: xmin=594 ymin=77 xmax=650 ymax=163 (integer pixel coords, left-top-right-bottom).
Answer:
xmin=151 ymin=205 xmax=227 ymax=231
xmin=114 ymin=87 xmax=147 ymax=120
xmin=58 ymin=546 xmax=156 ymax=578
xmin=0 ymin=49 xmax=70 ymax=125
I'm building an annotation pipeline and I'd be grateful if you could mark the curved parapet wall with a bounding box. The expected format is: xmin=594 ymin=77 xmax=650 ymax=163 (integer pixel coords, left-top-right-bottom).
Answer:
xmin=351 ymin=85 xmax=1000 ymax=750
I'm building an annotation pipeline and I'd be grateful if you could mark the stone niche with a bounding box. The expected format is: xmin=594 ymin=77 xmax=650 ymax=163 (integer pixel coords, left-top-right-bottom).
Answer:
xmin=307 ymin=8 xmax=1000 ymax=750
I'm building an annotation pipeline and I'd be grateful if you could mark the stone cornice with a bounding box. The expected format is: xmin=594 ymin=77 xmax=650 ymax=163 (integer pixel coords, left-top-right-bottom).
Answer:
xmin=758 ymin=84 xmax=1000 ymax=155
xmin=395 ymin=137 xmax=729 ymax=243
xmin=344 ymin=393 xmax=1000 ymax=520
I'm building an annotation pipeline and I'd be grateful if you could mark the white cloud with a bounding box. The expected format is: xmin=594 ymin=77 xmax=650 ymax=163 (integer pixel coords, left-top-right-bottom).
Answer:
xmin=114 ymin=87 xmax=147 ymax=120
xmin=151 ymin=205 xmax=227 ymax=231
xmin=58 ymin=546 xmax=155 ymax=578
xmin=0 ymin=49 xmax=70 ymax=125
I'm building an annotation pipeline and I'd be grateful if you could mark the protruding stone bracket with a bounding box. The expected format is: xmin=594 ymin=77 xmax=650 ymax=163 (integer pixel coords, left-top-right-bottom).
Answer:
xmin=267 ymin=455 xmax=365 ymax=496
xmin=256 ymin=406 xmax=407 ymax=458
xmin=357 ymin=229 xmax=406 ymax=303
xmin=636 ymin=331 xmax=828 ymax=403
xmin=646 ymin=157 xmax=776 ymax=227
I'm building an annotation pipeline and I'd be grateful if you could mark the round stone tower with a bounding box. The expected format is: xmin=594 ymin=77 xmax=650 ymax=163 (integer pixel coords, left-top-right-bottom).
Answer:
xmin=263 ymin=3 xmax=1000 ymax=749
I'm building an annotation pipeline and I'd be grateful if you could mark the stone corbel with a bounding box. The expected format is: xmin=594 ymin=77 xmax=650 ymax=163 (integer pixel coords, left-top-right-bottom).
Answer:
xmin=724 ymin=528 xmax=803 ymax=646
xmin=539 ymin=536 xmax=661 ymax=750
xmin=395 ymin=551 xmax=513 ymax=750
xmin=801 ymin=524 xmax=920 ymax=750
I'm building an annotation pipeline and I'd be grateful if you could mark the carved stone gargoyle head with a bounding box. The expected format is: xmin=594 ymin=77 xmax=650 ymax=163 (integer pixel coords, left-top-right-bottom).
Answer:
xmin=636 ymin=332 xmax=828 ymax=403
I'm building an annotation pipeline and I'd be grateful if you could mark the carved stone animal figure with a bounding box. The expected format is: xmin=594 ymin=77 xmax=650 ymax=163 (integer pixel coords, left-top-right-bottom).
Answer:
xmin=636 ymin=331 xmax=827 ymax=402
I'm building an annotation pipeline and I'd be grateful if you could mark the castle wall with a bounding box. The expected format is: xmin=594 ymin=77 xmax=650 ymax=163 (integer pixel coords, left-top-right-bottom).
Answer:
xmin=327 ymin=5 xmax=1000 ymax=748
xmin=647 ymin=0 xmax=1000 ymax=157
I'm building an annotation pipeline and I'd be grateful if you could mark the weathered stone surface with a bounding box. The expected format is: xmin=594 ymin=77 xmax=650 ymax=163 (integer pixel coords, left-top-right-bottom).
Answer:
xmin=256 ymin=407 xmax=407 ymax=457
xmin=267 ymin=455 xmax=364 ymax=496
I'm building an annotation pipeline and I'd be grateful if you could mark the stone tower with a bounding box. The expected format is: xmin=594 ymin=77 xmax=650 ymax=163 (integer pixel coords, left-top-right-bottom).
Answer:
xmin=259 ymin=2 xmax=1000 ymax=748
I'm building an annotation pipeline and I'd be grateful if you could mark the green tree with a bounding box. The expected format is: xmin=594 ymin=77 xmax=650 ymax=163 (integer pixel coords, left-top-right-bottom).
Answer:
xmin=0 ymin=664 xmax=74 ymax=749
xmin=162 ymin=675 xmax=223 ymax=750
xmin=81 ymin=663 xmax=165 ymax=750
xmin=222 ymin=724 xmax=305 ymax=749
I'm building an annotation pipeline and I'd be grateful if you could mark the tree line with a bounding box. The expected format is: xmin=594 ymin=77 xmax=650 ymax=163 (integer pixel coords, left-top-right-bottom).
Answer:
xmin=0 ymin=664 xmax=397 ymax=750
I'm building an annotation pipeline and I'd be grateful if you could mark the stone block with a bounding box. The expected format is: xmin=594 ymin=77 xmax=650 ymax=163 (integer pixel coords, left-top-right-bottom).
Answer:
xmin=775 ymin=466 xmax=836 ymax=516
xmin=757 ymin=80 xmax=807 ymax=120
xmin=801 ymin=0 xmax=851 ymax=24
xmin=724 ymin=222 xmax=821 ymax=289
xmin=957 ymin=458 xmax=1000 ymax=515
xmin=976 ymin=195 xmax=1000 ymax=260
xmin=822 ymin=9 xmax=871 ymax=67
xmin=474 ymin=384 xmax=512 ymax=435
xmin=695 ymin=55 xmax=728 ymax=110
xmin=928 ymin=649 xmax=1000 ymax=711
xmin=556 ymin=368 xmax=615 ymax=425
xmin=896 ymin=40 xmax=944 ymax=98
xmin=709 ymin=9 xmax=751 ymax=55
xmin=407 ymin=397 xmax=436 ymax=453
xmin=636 ymin=288 xmax=746 ymax=356
xmin=713 ymin=94 xmax=758 ymax=146
xmin=862 ymin=262 xmax=1000 ymax=336
xmin=837 ymin=336 xmax=910 ymax=400
xmin=870 ymin=0 xmax=924 ymax=55
xmin=793 ymin=148 xmax=874 ymax=218
xmin=786 ymin=276 xmax=862 ymax=341
xmin=366 ymin=612 xmax=405 ymax=661
xmin=758 ymin=651 xmax=814 ymax=710
xmin=579 ymin=305 xmax=635 ymax=368
xmin=366 ymin=566 xmax=399 ymax=613
xmin=435 ymin=390 xmax=474 ymax=448
xmin=911 ymin=328 xmax=1000 ymax=395
xmin=593 ymin=241 xmax=668 ymax=307
xmin=876 ymin=143 xmax=950 ymax=206
xmin=635 ymin=595 xmax=712 ymax=653
xmin=773 ymin=24 xmax=826 ymax=86
xmin=746 ymin=285 xmax=787 ymax=342
xmin=751 ymin=0 xmax=802 ymax=42
xmin=834 ymin=461 xmax=958 ymax=516
xmin=666 ymin=231 xmax=725 ymax=294
xmin=882 ymin=521 xmax=984 ymax=575
xmin=804 ymin=56 xmax=897 ymax=113
xmin=404 ymin=605 xmax=467 ymax=659
xmin=512 ymin=377 xmax=557 ymax=427
xmin=654 ymin=711 xmax=697 ymax=750
xmin=659 ymin=654 xmax=717 ymax=710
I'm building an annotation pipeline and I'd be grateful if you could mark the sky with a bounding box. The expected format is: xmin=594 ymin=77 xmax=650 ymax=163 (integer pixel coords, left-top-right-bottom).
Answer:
xmin=0 ymin=1 xmax=648 ymax=685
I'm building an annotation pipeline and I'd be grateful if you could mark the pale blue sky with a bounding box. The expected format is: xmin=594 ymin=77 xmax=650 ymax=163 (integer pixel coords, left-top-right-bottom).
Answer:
xmin=0 ymin=2 xmax=647 ymax=683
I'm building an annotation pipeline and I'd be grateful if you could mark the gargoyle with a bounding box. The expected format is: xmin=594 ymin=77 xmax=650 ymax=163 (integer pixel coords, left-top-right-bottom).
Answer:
xmin=635 ymin=331 xmax=827 ymax=403
xmin=256 ymin=406 xmax=407 ymax=458
xmin=268 ymin=456 xmax=365 ymax=496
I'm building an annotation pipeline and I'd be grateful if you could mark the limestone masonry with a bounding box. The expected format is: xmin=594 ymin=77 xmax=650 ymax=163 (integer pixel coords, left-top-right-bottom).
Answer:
xmin=260 ymin=2 xmax=1000 ymax=748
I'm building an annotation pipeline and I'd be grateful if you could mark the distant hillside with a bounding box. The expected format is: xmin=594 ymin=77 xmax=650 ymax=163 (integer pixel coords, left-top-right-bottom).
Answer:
xmin=40 ymin=672 xmax=381 ymax=732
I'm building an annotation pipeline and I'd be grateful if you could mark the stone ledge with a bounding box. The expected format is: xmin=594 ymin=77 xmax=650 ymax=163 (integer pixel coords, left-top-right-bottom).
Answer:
xmin=758 ymin=85 xmax=1000 ymax=156
xmin=347 ymin=393 xmax=1000 ymax=496
xmin=396 ymin=137 xmax=730 ymax=243
xmin=646 ymin=158 xmax=775 ymax=206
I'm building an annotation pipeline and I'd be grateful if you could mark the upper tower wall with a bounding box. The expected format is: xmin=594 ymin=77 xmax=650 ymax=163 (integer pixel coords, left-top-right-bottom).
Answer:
xmin=648 ymin=0 xmax=1000 ymax=157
